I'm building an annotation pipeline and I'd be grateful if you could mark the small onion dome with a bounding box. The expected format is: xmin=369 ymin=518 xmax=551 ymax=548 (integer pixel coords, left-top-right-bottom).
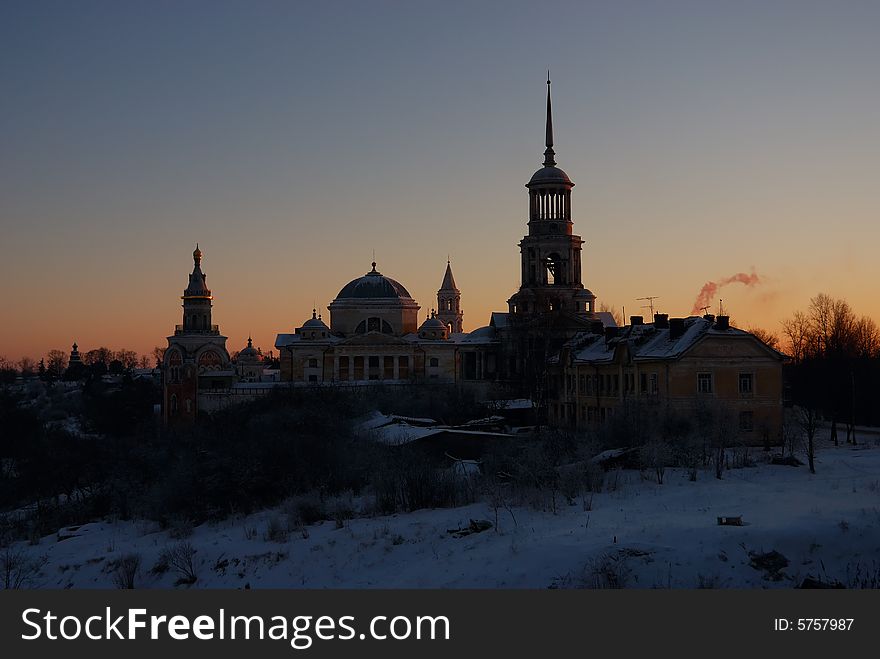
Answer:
xmin=193 ymin=243 xmax=202 ymax=263
xmin=238 ymin=337 xmax=260 ymax=362
xmin=300 ymin=309 xmax=330 ymax=339
xmin=418 ymin=311 xmax=449 ymax=340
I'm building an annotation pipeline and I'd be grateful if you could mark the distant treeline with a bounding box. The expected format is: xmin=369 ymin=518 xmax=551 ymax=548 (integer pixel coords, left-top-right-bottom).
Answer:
xmin=781 ymin=294 xmax=880 ymax=430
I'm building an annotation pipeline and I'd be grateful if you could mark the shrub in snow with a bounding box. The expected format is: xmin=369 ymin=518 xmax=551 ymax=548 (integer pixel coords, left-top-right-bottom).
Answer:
xmin=111 ymin=553 xmax=141 ymax=589
xmin=160 ymin=541 xmax=198 ymax=586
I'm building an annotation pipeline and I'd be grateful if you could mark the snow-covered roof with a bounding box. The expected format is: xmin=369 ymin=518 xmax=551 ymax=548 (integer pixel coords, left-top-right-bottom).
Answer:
xmin=594 ymin=311 xmax=618 ymax=328
xmin=356 ymin=411 xmax=439 ymax=432
xmin=569 ymin=316 xmax=787 ymax=364
xmin=453 ymin=325 xmax=497 ymax=344
xmin=485 ymin=398 xmax=534 ymax=410
xmin=490 ymin=312 xmax=510 ymax=329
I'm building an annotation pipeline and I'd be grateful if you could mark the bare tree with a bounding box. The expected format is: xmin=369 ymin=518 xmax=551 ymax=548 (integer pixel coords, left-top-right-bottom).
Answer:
xmin=782 ymin=310 xmax=810 ymax=364
xmin=83 ymin=347 xmax=113 ymax=367
xmin=111 ymin=553 xmax=142 ymax=589
xmin=115 ymin=349 xmax=139 ymax=371
xmin=747 ymin=327 xmax=780 ymax=350
xmin=17 ymin=357 xmax=37 ymax=377
xmin=797 ymin=406 xmax=818 ymax=475
xmin=152 ymin=346 xmax=167 ymax=367
xmin=852 ymin=316 xmax=880 ymax=358
xmin=1 ymin=547 xmax=46 ymax=589
xmin=598 ymin=302 xmax=624 ymax=327
xmin=45 ymin=349 xmax=67 ymax=379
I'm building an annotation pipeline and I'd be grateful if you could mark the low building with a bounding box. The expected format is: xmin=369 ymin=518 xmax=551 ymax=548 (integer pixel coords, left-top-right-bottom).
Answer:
xmin=548 ymin=314 xmax=787 ymax=444
xmin=274 ymin=261 xmax=498 ymax=390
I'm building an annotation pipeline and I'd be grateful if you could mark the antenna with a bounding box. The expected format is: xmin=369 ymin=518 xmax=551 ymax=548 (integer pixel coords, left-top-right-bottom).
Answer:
xmin=700 ymin=306 xmax=710 ymax=316
xmin=719 ymin=298 xmax=725 ymax=317
xmin=637 ymin=296 xmax=660 ymax=318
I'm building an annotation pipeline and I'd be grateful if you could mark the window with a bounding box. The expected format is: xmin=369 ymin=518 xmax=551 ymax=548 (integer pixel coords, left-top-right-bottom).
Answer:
xmin=384 ymin=356 xmax=394 ymax=379
xmin=650 ymin=373 xmax=658 ymax=395
xmin=640 ymin=373 xmax=647 ymax=394
xmin=739 ymin=411 xmax=754 ymax=432
xmin=353 ymin=356 xmax=364 ymax=380
xmin=739 ymin=373 xmax=754 ymax=395
xmin=170 ymin=394 xmax=178 ymax=415
xmin=308 ymin=374 xmax=318 ymax=383
xmin=429 ymin=357 xmax=439 ymax=368
xmin=185 ymin=398 xmax=192 ymax=413
xmin=697 ymin=373 xmax=713 ymax=394
xmin=308 ymin=358 xmax=318 ymax=368
xmin=368 ymin=356 xmax=379 ymax=380
xmin=198 ymin=350 xmax=222 ymax=369
xmin=339 ymin=356 xmax=349 ymax=381
xmin=398 ymin=356 xmax=409 ymax=379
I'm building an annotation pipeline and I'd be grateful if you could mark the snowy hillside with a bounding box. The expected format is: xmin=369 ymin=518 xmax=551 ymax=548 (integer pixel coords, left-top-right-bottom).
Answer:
xmin=9 ymin=435 xmax=880 ymax=589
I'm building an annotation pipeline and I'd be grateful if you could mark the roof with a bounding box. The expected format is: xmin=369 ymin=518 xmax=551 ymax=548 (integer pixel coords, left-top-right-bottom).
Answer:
xmin=526 ymin=165 xmax=573 ymax=187
xmin=439 ymin=261 xmax=458 ymax=291
xmin=335 ymin=263 xmax=413 ymax=300
xmin=301 ymin=310 xmax=329 ymax=330
xmin=594 ymin=311 xmax=618 ymax=328
xmin=490 ymin=312 xmax=510 ymax=329
xmin=569 ymin=316 xmax=788 ymax=364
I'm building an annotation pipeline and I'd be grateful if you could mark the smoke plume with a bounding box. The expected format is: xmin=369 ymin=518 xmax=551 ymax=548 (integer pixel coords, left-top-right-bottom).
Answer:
xmin=691 ymin=270 xmax=761 ymax=315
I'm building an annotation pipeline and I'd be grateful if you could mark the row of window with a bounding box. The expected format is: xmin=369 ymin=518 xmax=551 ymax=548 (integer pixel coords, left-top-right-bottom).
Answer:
xmin=697 ymin=372 xmax=754 ymax=395
xmin=302 ymin=355 xmax=443 ymax=382
xmin=557 ymin=403 xmax=755 ymax=432
xmin=567 ymin=372 xmax=659 ymax=396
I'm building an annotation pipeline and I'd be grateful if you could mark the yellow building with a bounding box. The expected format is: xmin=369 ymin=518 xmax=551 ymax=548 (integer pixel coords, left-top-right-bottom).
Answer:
xmin=275 ymin=261 xmax=497 ymax=387
xmin=549 ymin=314 xmax=787 ymax=443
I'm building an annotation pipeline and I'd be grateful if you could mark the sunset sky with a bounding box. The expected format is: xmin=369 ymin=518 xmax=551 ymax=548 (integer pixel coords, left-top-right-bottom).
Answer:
xmin=3 ymin=0 xmax=880 ymax=362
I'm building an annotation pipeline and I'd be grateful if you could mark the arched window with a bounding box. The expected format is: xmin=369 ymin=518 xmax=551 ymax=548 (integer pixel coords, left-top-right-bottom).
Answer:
xmin=545 ymin=253 xmax=564 ymax=285
xmin=198 ymin=350 xmax=222 ymax=371
xmin=167 ymin=349 xmax=182 ymax=383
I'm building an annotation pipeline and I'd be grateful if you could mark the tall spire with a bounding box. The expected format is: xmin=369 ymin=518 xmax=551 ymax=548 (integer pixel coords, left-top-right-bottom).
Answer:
xmin=543 ymin=72 xmax=556 ymax=167
xmin=440 ymin=259 xmax=458 ymax=291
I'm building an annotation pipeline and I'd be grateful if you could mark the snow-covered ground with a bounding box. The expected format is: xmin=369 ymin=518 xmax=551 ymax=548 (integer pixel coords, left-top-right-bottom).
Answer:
xmin=12 ymin=432 xmax=880 ymax=589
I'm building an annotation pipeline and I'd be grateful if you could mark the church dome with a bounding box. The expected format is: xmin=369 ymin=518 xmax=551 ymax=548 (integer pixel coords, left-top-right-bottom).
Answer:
xmin=418 ymin=312 xmax=449 ymax=340
xmin=238 ymin=337 xmax=260 ymax=362
xmin=527 ymin=165 xmax=573 ymax=187
xmin=302 ymin=309 xmax=330 ymax=330
xmin=335 ymin=263 xmax=413 ymax=300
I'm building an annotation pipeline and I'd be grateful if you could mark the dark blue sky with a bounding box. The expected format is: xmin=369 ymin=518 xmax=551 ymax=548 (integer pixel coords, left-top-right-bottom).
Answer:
xmin=3 ymin=0 xmax=880 ymax=357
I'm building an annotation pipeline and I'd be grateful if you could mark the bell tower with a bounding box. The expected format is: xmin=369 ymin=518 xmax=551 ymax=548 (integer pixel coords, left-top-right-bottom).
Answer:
xmin=502 ymin=77 xmax=598 ymax=392
xmin=436 ymin=259 xmax=463 ymax=333
xmin=507 ymin=76 xmax=595 ymax=319
xmin=182 ymin=244 xmax=213 ymax=332
xmin=163 ymin=245 xmax=232 ymax=424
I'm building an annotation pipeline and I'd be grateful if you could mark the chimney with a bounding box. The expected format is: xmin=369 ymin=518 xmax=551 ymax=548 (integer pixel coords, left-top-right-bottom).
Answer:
xmin=630 ymin=315 xmax=644 ymax=326
xmin=604 ymin=326 xmax=619 ymax=344
xmin=653 ymin=313 xmax=669 ymax=329
xmin=714 ymin=315 xmax=730 ymax=330
xmin=669 ymin=317 xmax=686 ymax=341
xmin=703 ymin=313 xmax=715 ymax=323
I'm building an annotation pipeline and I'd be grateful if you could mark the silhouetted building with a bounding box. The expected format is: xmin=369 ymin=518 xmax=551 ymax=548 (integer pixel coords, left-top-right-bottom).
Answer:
xmin=163 ymin=245 xmax=234 ymax=423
